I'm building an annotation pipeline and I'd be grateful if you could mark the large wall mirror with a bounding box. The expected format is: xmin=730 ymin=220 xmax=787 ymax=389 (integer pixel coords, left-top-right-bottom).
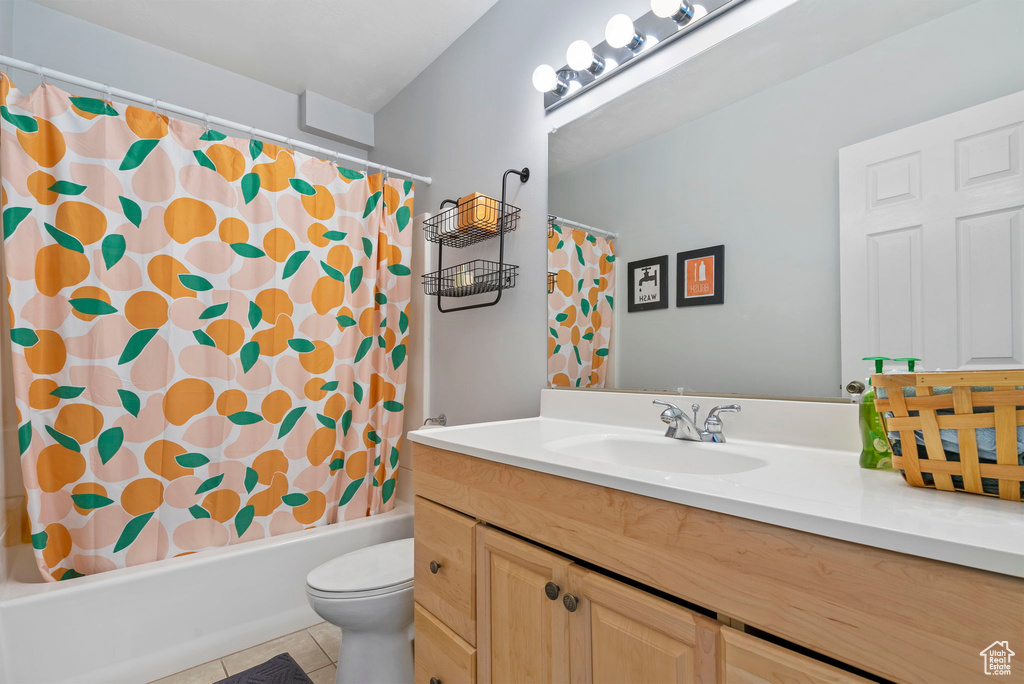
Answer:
xmin=547 ymin=0 xmax=1024 ymax=398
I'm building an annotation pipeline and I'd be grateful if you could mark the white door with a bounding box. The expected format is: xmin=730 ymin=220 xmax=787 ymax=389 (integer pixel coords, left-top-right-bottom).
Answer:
xmin=840 ymin=90 xmax=1024 ymax=383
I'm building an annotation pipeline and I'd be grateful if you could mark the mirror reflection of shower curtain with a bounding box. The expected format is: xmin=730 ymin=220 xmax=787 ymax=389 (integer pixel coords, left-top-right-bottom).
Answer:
xmin=547 ymin=224 xmax=615 ymax=388
xmin=1 ymin=73 xmax=413 ymax=581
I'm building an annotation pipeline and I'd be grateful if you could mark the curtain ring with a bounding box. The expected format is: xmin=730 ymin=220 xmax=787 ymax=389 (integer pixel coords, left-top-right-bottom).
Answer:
xmin=104 ymin=83 xmax=112 ymax=102
xmin=35 ymin=64 xmax=45 ymax=88
xmin=202 ymin=113 xmax=210 ymax=133
xmin=249 ymin=126 xmax=256 ymax=141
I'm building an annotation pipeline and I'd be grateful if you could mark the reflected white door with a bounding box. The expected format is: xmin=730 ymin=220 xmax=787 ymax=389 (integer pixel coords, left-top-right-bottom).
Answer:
xmin=840 ymin=90 xmax=1024 ymax=383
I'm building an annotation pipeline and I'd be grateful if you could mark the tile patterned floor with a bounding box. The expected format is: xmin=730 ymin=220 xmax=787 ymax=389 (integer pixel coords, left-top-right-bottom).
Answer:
xmin=150 ymin=622 xmax=341 ymax=684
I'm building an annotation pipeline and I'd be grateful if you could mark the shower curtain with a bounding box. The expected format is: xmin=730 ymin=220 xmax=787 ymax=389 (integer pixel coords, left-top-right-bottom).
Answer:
xmin=547 ymin=222 xmax=615 ymax=388
xmin=0 ymin=73 xmax=413 ymax=581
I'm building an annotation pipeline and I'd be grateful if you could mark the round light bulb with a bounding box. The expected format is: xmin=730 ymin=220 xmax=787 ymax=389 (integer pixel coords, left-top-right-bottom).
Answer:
xmin=532 ymin=64 xmax=558 ymax=93
xmin=692 ymin=4 xmax=708 ymax=20
xmin=566 ymin=40 xmax=596 ymax=71
xmin=605 ymin=14 xmax=636 ymax=49
xmin=651 ymin=0 xmax=692 ymax=20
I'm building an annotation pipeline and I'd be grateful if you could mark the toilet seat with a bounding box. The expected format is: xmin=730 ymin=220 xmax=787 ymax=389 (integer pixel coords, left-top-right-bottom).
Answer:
xmin=306 ymin=537 xmax=414 ymax=599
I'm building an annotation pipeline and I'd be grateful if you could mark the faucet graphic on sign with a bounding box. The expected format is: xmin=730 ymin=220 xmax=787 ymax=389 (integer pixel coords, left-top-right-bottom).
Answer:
xmin=638 ymin=266 xmax=658 ymax=288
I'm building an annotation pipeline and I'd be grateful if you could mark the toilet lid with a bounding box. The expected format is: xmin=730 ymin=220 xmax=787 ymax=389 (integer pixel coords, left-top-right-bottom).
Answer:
xmin=306 ymin=537 xmax=414 ymax=594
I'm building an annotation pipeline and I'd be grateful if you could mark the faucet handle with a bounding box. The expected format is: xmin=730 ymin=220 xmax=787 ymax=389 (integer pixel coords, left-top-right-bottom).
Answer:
xmin=707 ymin=404 xmax=741 ymax=420
xmin=652 ymin=399 xmax=682 ymax=424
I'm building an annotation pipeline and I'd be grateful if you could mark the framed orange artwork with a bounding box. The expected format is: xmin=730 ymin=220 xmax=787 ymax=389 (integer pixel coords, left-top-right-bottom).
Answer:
xmin=677 ymin=245 xmax=724 ymax=307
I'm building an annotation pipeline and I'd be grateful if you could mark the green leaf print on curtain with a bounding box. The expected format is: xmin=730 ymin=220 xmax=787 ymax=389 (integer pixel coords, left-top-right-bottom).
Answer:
xmin=0 ymin=72 xmax=412 ymax=582
xmin=547 ymin=223 xmax=616 ymax=389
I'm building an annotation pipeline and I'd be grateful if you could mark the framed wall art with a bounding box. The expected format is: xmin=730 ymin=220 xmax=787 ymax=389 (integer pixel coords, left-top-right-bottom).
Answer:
xmin=677 ymin=245 xmax=724 ymax=307
xmin=627 ymin=255 xmax=668 ymax=312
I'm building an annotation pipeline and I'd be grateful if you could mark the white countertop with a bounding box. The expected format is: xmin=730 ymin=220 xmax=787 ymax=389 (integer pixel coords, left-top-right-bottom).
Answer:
xmin=408 ymin=390 xmax=1024 ymax=578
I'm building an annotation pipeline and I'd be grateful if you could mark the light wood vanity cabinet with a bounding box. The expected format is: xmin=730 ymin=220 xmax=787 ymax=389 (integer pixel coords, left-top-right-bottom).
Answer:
xmin=413 ymin=446 xmax=1024 ymax=684
xmin=568 ymin=564 xmax=720 ymax=683
xmin=720 ymin=627 xmax=867 ymax=684
xmin=476 ymin=526 xmax=571 ymax=683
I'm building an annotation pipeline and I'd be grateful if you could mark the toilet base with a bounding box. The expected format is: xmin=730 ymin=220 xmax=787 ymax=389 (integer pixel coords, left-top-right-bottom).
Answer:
xmin=335 ymin=627 xmax=414 ymax=684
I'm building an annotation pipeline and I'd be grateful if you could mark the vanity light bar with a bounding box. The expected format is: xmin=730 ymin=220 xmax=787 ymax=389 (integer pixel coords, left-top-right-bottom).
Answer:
xmin=534 ymin=0 xmax=747 ymax=111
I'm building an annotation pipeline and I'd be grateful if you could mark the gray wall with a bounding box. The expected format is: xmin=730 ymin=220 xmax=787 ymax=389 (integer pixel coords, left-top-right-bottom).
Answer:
xmin=551 ymin=0 xmax=1024 ymax=397
xmin=371 ymin=0 xmax=656 ymax=425
xmin=1 ymin=0 xmax=366 ymax=158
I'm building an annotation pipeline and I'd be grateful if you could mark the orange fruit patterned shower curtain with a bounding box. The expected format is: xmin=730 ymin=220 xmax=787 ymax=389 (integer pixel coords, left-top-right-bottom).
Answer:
xmin=0 ymin=73 xmax=412 ymax=581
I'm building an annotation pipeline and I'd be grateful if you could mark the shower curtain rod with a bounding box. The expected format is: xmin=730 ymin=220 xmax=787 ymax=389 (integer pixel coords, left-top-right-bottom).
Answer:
xmin=551 ymin=215 xmax=618 ymax=239
xmin=0 ymin=54 xmax=433 ymax=185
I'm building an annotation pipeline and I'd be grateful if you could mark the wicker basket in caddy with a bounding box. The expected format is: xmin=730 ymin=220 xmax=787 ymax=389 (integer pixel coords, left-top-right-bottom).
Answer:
xmin=872 ymin=370 xmax=1024 ymax=502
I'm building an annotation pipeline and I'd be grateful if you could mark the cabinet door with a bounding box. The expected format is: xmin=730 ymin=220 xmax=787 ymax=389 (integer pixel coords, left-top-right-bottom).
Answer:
xmin=476 ymin=526 xmax=572 ymax=684
xmin=721 ymin=627 xmax=868 ymax=684
xmin=569 ymin=567 xmax=719 ymax=683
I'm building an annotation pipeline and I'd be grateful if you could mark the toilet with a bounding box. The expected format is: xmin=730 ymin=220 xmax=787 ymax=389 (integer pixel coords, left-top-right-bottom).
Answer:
xmin=305 ymin=537 xmax=415 ymax=684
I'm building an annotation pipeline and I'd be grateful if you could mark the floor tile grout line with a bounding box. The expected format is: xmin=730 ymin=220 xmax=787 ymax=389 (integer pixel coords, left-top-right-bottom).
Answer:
xmin=307 ymin=627 xmax=336 ymax=665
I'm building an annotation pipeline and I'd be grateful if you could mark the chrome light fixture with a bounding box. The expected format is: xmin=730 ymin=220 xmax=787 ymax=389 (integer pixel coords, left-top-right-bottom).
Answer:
xmin=534 ymin=0 xmax=744 ymax=110
xmin=605 ymin=14 xmax=644 ymax=51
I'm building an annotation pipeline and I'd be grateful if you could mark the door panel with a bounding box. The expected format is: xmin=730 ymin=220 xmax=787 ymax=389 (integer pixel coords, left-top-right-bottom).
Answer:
xmin=721 ymin=627 xmax=867 ymax=684
xmin=476 ymin=526 xmax=571 ymax=684
xmin=840 ymin=89 xmax=1024 ymax=381
xmin=569 ymin=566 xmax=718 ymax=684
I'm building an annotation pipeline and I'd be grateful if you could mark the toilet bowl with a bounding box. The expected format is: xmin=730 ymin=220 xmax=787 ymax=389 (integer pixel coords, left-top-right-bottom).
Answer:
xmin=305 ymin=537 xmax=415 ymax=684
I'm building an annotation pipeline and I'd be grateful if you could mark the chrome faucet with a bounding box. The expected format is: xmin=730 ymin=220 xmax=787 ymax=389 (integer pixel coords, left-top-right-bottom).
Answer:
xmin=652 ymin=400 xmax=741 ymax=443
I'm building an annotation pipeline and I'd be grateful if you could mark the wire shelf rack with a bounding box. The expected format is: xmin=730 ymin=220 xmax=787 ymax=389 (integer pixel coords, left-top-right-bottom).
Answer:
xmin=423 ymin=195 xmax=521 ymax=248
xmin=423 ymin=260 xmax=519 ymax=298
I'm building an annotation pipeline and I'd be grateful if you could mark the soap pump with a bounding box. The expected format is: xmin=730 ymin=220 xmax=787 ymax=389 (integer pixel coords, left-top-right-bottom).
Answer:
xmin=894 ymin=357 xmax=921 ymax=372
xmin=854 ymin=356 xmax=893 ymax=470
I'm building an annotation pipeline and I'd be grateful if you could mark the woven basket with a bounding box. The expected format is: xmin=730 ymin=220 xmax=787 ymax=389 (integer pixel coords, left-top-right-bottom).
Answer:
xmin=872 ymin=370 xmax=1024 ymax=501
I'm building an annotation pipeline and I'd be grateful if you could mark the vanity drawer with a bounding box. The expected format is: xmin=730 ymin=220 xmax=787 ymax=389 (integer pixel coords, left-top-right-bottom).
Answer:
xmin=415 ymin=496 xmax=477 ymax=645
xmin=721 ymin=627 xmax=868 ymax=683
xmin=415 ymin=603 xmax=476 ymax=684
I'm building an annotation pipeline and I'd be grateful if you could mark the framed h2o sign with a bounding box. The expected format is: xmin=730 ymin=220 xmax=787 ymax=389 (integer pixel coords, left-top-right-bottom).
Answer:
xmin=677 ymin=245 xmax=724 ymax=307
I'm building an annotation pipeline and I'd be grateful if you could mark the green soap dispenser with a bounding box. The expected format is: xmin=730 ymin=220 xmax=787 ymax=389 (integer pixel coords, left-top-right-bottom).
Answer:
xmin=894 ymin=357 xmax=921 ymax=372
xmin=857 ymin=356 xmax=893 ymax=470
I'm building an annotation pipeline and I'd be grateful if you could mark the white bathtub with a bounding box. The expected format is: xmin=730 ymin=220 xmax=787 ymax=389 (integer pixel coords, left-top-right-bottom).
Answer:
xmin=0 ymin=497 xmax=414 ymax=683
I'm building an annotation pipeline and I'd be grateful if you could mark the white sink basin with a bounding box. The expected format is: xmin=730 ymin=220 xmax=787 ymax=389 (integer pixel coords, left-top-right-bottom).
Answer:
xmin=543 ymin=433 xmax=768 ymax=475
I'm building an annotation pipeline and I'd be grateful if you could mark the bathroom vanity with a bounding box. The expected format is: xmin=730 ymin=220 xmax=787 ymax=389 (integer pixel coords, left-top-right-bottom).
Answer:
xmin=408 ymin=391 xmax=1024 ymax=684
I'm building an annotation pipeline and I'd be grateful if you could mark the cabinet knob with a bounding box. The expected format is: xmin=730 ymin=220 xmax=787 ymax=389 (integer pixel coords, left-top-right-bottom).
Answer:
xmin=544 ymin=581 xmax=560 ymax=600
xmin=429 ymin=560 xmax=442 ymax=574
xmin=563 ymin=593 xmax=579 ymax=612
xmin=430 ymin=678 xmax=442 ymax=684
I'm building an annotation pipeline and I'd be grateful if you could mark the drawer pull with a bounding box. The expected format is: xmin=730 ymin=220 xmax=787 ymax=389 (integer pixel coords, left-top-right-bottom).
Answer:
xmin=563 ymin=593 xmax=579 ymax=612
xmin=429 ymin=560 xmax=442 ymax=574
xmin=430 ymin=678 xmax=442 ymax=684
xmin=544 ymin=582 xmax=561 ymax=600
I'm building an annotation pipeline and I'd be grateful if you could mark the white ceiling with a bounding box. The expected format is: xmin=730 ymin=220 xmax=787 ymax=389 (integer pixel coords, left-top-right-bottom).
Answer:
xmin=550 ymin=0 xmax=976 ymax=176
xmin=29 ymin=0 xmax=500 ymax=113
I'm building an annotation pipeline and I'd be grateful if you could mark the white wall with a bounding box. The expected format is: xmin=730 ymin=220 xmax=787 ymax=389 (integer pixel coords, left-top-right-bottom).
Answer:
xmin=371 ymin=0 xmax=799 ymax=425
xmin=550 ymin=0 xmax=1024 ymax=397
xmin=1 ymin=0 xmax=367 ymax=159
